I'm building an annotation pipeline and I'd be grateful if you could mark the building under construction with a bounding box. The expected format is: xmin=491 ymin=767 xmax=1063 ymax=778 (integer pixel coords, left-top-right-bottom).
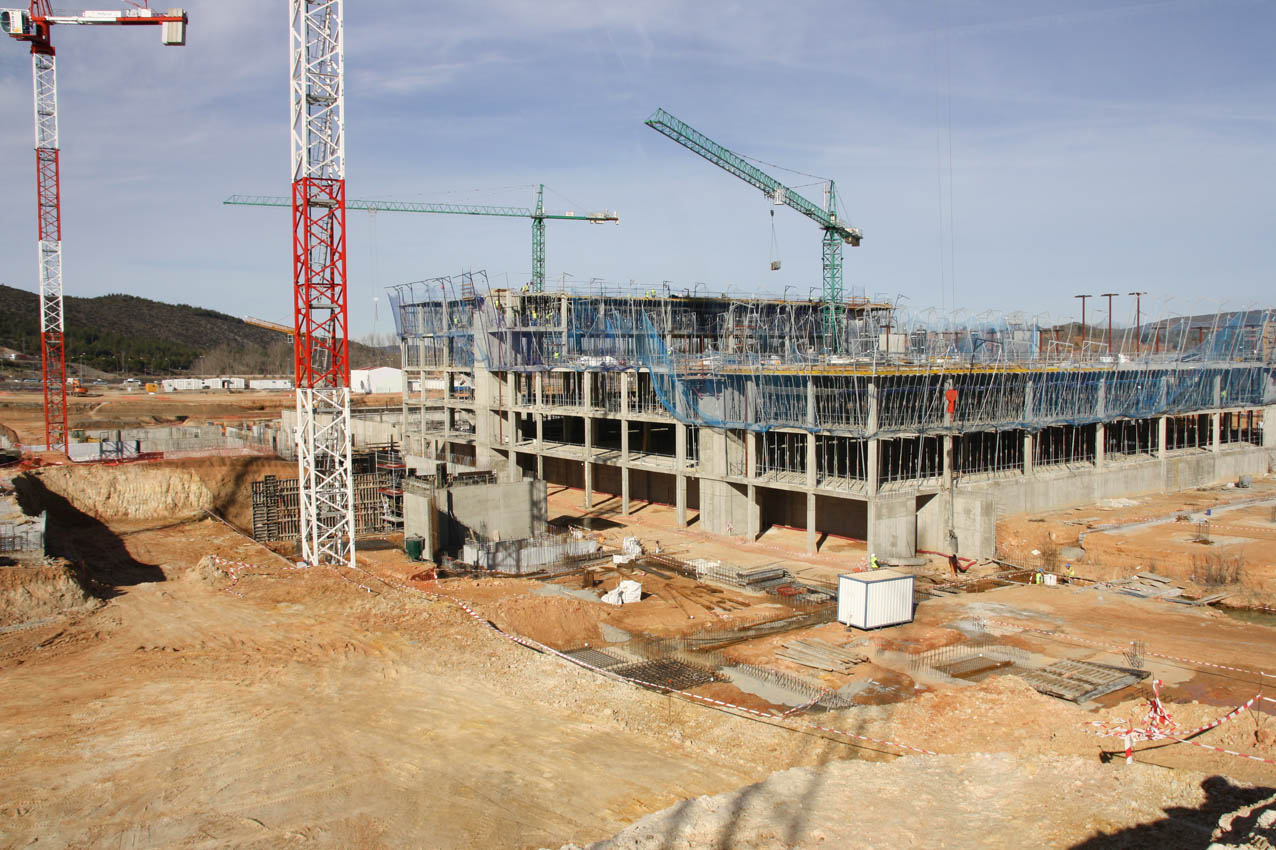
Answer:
xmin=392 ymin=273 xmax=1276 ymax=558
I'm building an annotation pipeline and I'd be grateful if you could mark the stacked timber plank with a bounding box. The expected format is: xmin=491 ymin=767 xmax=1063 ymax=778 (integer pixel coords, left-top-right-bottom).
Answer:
xmin=777 ymin=638 xmax=867 ymax=673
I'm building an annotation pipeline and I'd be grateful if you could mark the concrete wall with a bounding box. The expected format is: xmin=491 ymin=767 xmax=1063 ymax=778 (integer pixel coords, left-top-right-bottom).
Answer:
xmin=699 ymin=479 xmax=753 ymax=536
xmin=404 ymin=478 xmax=547 ymax=559
xmin=403 ymin=483 xmax=436 ymax=559
xmin=868 ymin=495 xmax=917 ymax=559
xmin=969 ymin=446 xmax=1273 ymax=519
xmin=281 ymin=409 xmax=403 ymax=448
xmin=952 ymin=493 xmax=996 ymax=558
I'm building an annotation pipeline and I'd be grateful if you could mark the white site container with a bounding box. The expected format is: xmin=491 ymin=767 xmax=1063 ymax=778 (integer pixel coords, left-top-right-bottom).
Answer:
xmin=837 ymin=569 xmax=915 ymax=630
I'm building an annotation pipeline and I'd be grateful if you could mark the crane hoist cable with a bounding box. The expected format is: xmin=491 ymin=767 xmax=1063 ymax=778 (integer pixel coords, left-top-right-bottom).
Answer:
xmin=769 ymin=209 xmax=781 ymax=271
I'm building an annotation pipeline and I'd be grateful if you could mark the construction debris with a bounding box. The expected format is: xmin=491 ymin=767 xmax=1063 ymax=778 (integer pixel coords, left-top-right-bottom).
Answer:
xmin=613 ymin=536 xmax=644 ymax=565
xmin=601 ymin=579 xmax=643 ymax=606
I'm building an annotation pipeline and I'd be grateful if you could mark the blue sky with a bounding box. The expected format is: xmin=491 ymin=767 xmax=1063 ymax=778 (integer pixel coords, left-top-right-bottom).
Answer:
xmin=0 ymin=0 xmax=1272 ymax=339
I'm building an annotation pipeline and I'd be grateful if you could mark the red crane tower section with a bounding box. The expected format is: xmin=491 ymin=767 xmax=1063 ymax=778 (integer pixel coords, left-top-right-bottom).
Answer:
xmin=1 ymin=2 xmax=187 ymax=454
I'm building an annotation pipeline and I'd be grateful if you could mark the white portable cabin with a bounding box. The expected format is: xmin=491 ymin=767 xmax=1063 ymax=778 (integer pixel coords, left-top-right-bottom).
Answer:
xmin=248 ymin=378 xmax=292 ymax=390
xmin=837 ymin=569 xmax=915 ymax=630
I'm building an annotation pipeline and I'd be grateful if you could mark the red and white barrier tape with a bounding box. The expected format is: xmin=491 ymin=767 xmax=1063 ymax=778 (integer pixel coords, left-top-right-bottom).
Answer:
xmin=1086 ymin=679 xmax=1276 ymax=766
xmin=1166 ymin=736 xmax=1276 ymax=766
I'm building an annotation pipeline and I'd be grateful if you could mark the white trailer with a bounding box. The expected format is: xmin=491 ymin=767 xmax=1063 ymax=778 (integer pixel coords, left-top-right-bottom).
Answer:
xmin=837 ymin=569 xmax=915 ymax=630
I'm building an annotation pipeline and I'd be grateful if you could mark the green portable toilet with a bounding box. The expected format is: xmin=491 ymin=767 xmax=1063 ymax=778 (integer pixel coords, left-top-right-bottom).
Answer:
xmin=405 ymin=536 xmax=425 ymax=561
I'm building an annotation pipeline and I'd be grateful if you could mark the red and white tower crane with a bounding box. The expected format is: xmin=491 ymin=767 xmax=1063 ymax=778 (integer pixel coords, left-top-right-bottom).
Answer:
xmin=1 ymin=2 xmax=187 ymax=454
xmin=290 ymin=0 xmax=354 ymax=566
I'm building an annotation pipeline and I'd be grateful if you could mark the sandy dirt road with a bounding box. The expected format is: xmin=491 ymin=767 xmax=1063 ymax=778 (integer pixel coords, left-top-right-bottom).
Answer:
xmin=0 ymin=517 xmax=851 ymax=850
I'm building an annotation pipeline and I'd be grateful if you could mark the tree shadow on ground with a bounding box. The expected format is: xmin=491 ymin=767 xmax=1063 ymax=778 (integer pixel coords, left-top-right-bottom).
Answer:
xmin=13 ymin=472 xmax=164 ymax=598
xmin=645 ymin=702 xmax=890 ymax=849
xmin=1070 ymin=775 xmax=1275 ymax=850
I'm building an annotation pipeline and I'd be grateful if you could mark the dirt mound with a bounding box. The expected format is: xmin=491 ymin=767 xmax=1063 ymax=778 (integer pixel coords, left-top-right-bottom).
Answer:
xmin=560 ymin=752 xmax=1268 ymax=850
xmin=0 ymin=561 xmax=100 ymax=627
xmin=31 ymin=456 xmax=295 ymax=529
xmin=488 ymin=593 xmax=606 ymax=648
xmin=36 ymin=463 xmax=216 ymax=522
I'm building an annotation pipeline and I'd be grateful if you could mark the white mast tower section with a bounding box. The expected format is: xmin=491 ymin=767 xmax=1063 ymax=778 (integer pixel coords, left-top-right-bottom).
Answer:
xmin=289 ymin=0 xmax=355 ymax=567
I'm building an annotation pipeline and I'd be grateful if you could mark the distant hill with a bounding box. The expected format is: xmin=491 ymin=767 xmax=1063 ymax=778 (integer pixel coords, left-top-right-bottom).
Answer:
xmin=0 ymin=285 xmax=395 ymax=375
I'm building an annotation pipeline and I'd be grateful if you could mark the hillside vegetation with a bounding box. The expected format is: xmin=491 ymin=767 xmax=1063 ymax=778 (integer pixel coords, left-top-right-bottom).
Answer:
xmin=0 ymin=285 xmax=394 ymax=374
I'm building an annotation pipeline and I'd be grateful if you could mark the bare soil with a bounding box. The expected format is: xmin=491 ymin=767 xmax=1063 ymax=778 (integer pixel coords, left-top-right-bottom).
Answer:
xmin=2 ymin=434 xmax=1276 ymax=847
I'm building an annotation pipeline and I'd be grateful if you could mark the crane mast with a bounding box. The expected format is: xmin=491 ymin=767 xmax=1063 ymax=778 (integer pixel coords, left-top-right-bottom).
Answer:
xmin=2 ymin=2 xmax=187 ymax=453
xmin=644 ymin=108 xmax=862 ymax=338
xmin=290 ymin=0 xmax=354 ymax=566
xmin=225 ymin=184 xmax=618 ymax=293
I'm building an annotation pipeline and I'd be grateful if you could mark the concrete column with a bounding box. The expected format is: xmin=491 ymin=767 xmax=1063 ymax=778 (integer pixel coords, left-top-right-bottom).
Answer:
xmin=1023 ymin=432 xmax=1034 ymax=478
xmin=806 ymin=377 xmax=816 ymax=427
xmin=583 ymin=371 xmax=592 ymax=410
xmin=806 ymin=431 xmax=817 ymax=488
xmin=745 ymin=430 xmax=757 ymax=479
xmin=620 ymin=418 xmax=630 ymax=515
xmin=942 ymin=434 xmax=953 ymax=490
xmin=507 ymin=410 xmax=519 ymax=482
xmin=867 ymin=381 xmax=880 ymax=434
xmin=1213 ymin=374 xmax=1223 ymax=409
xmin=867 ymin=439 xmax=879 ymax=497
xmin=1263 ymin=406 xmax=1276 ymax=448
xmin=747 ymin=483 xmax=760 ymax=539
xmin=1211 ymin=411 xmax=1221 ymax=453
xmin=1023 ymin=379 xmax=1034 ymax=422
xmin=1095 ymin=423 xmax=1106 ymax=469
xmin=620 ymin=372 xmax=631 ymax=416
xmin=676 ymin=474 xmax=687 ymax=527
xmin=533 ymin=410 xmax=543 ymax=479
xmin=535 ymin=372 xmax=544 ymax=408
xmin=560 ymin=295 xmax=569 ymax=355
xmin=584 ymin=414 xmax=594 ymax=508
xmin=806 ymin=492 xmax=817 ymax=554
xmin=1158 ymin=414 xmax=1168 ymax=492
xmin=675 ymin=423 xmax=687 ymax=527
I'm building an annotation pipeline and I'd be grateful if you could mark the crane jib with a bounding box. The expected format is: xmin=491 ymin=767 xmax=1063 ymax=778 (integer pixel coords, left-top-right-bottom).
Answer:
xmin=644 ymin=107 xmax=861 ymax=246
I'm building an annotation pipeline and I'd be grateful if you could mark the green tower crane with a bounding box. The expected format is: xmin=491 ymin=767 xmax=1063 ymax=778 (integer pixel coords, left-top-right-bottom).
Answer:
xmin=225 ymin=185 xmax=618 ymax=292
xmin=644 ymin=108 xmax=862 ymax=332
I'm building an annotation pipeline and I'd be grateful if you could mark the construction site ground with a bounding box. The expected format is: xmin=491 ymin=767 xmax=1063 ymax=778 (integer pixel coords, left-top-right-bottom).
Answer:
xmin=2 ymin=449 xmax=1276 ymax=848
xmin=0 ymin=388 xmax=401 ymax=446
